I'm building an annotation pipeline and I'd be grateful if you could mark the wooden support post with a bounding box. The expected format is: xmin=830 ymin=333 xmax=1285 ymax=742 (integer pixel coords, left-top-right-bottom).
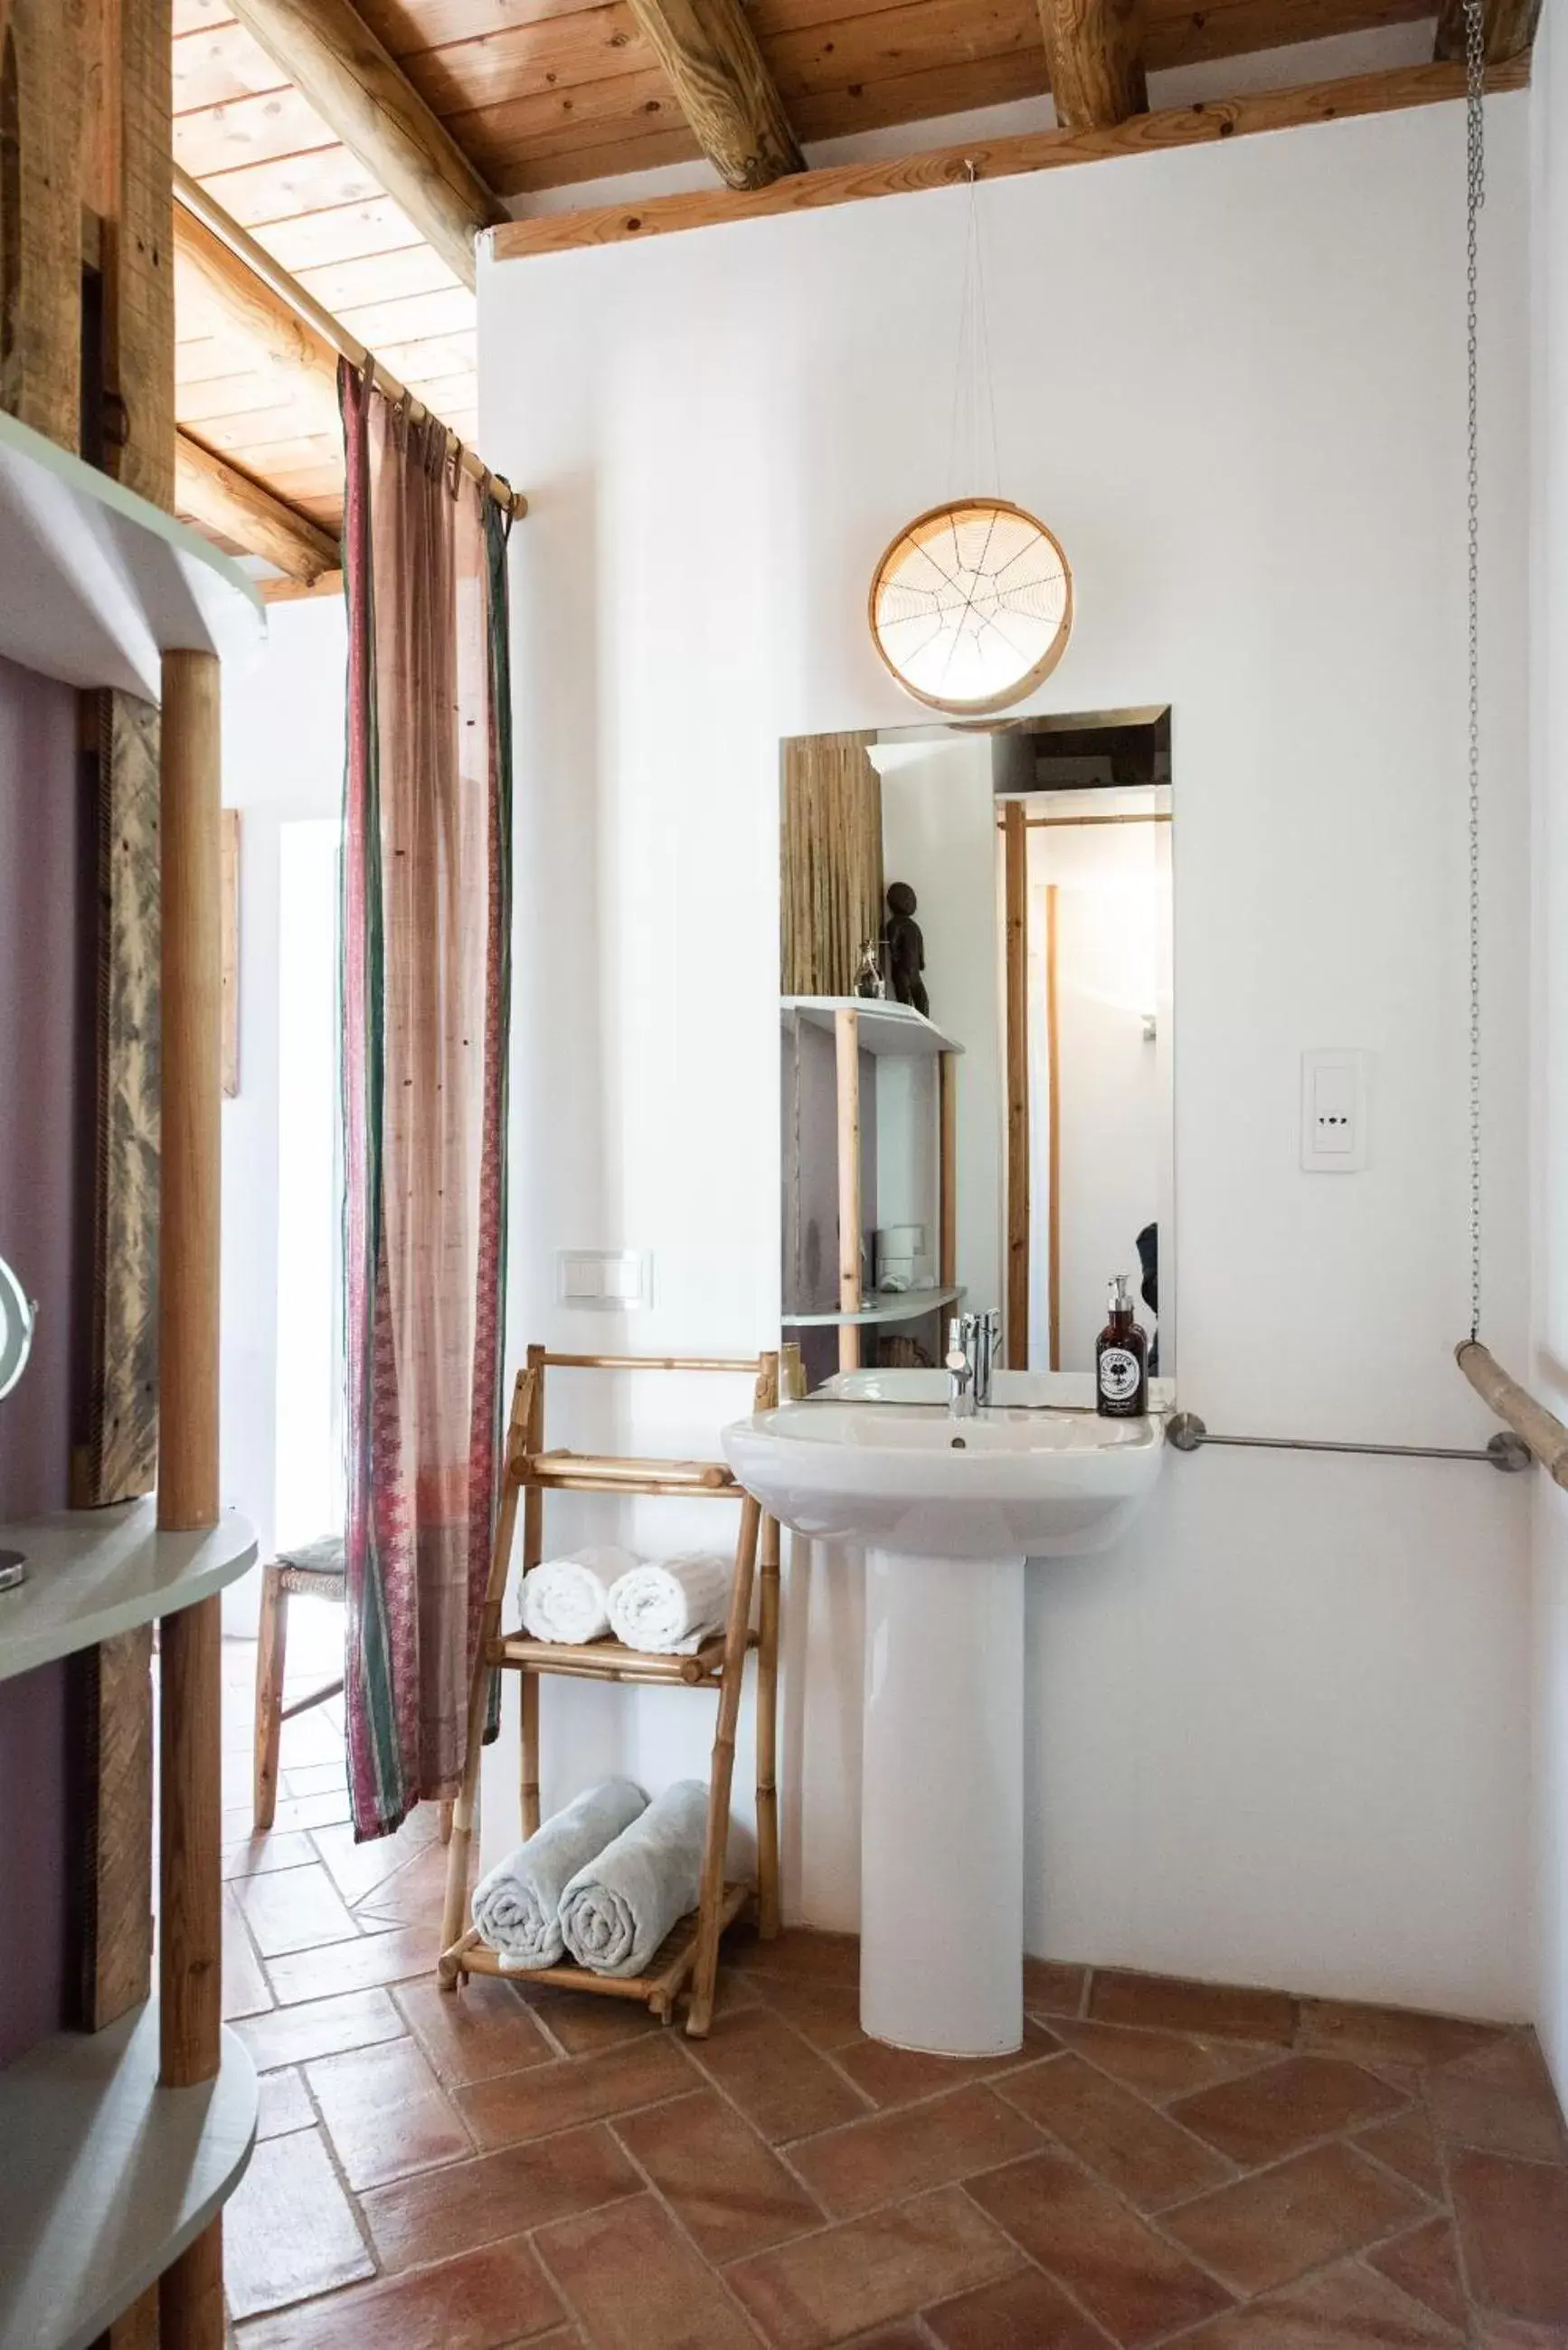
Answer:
xmin=939 ymin=1052 xmax=957 ymax=1291
xmin=835 ymin=1007 xmax=861 ymax=1374
xmin=1045 ymin=883 xmax=1061 ymax=1374
xmin=1004 ymin=802 xmax=1030 ymax=1369
xmin=252 ymin=1565 xmax=287 ymax=1832
xmin=755 ymin=1507 xmax=781 ymax=1941
xmin=157 ymin=644 xmax=223 ymax=2345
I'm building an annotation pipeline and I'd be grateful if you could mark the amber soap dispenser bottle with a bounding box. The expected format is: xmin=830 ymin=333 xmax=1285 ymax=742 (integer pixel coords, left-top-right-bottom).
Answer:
xmin=1096 ymin=1274 xmax=1149 ymax=1417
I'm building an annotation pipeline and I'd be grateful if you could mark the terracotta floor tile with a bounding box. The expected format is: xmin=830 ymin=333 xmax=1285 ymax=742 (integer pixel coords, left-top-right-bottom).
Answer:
xmin=307 ymin=2034 xmax=472 ymax=2189
xmin=1171 ymin=2053 xmax=1405 ymax=2164
xmin=395 ymin=1975 xmax=555 ymax=2086
xmin=312 ymin=1812 xmax=440 ymax=1905
xmin=223 ymin=1886 xmax=275 ymax=2021
xmin=1161 ymin=2140 xmax=1428 ymax=2296
xmin=1427 ymin=2038 xmax=1568 ymax=2165
xmin=1476 ymin=2322 xmax=1568 ymax=2346
xmin=688 ymin=2005 xmax=871 ymax=2143
xmin=255 ymin=2067 xmax=314 ymax=2139
xmin=453 ymin=2031 xmax=696 ymax=2149
xmin=361 ymin=2125 xmax=641 ymax=2271
xmin=224 ymin=1830 xmax=318 ymax=1879
xmin=729 ymin=2184 xmax=1023 ymax=2349
xmin=280 ymin=1709 xmax=350 ymax=1767
xmin=235 ymin=2236 xmax=563 ymax=2349
xmin=284 ymin=1759 xmax=353 ymax=1799
xmin=789 ymin=2084 xmax=1042 ymax=2219
xmin=1451 ymin=2149 xmax=1568 ymax=2325
xmin=268 ymin=1923 xmax=434 ymax=2005
xmin=835 ymin=2022 xmax=1058 ymax=2110
xmin=224 ymin=2126 xmax=376 ymax=2319
xmin=925 ymin=2265 xmax=1111 ymax=2350
xmin=1368 ymin=2215 xmax=1469 ymax=2329
xmin=1176 ymin=2258 xmax=1460 ymax=2346
xmin=967 ymin=2150 xmax=1233 ymax=2347
xmin=998 ymin=2052 xmax=1231 ymax=2211
xmin=233 ymin=1862 xmax=360 ymax=1957
xmin=535 ymin=2193 xmax=757 ymax=2350
xmin=614 ymin=2087 xmax=825 ymax=2262
xmin=521 ymin=1985 xmax=666 ymax=2056
xmin=354 ymin=1843 xmax=460 ymax=1930
xmin=1302 ymin=1997 xmax=1507 ymax=2071
xmin=747 ymin=1973 xmax=868 ymax=2052
xmin=225 ymin=1790 xmax=354 ymax=1837
xmin=735 ymin=1928 xmax=863 ymax=1988
xmin=235 ymin=1985 xmax=407 ymax=2071
xmin=1023 ymin=1959 xmax=1089 ymax=2018
xmin=1052 ymin=2018 xmax=1273 ymax=2103
xmin=1088 ymin=1970 xmax=1298 ymax=2046
xmin=1357 ymin=2106 xmax=1447 ymax=2195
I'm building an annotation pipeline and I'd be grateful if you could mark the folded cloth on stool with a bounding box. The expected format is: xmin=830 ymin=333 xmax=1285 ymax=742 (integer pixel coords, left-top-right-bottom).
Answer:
xmin=470 ymin=1777 xmax=647 ymax=1969
xmin=520 ymin=1545 xmax=639 ymax=1644
xmin=606 ymin=1552 xmax=733 ymax=1654
xmin=558 ymin=1778 xmax=709 ymax=1977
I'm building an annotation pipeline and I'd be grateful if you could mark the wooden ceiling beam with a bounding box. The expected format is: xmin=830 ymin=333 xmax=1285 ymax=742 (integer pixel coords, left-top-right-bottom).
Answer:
xmin=1432 ymin=0 xmax=1541 ymax=62
xmin=226 ymin=0 xmax=505 ymax=288
xmin=621 ymin=0 xmax=805 ymax=187
xmin=174 ymin=203 xmax=343 ymax=438
xmin=175 ymin=434 xmax=341 ymax=582
xmin=1037 ymin=0 xmax=1148 ymax=128
xmin=491 ymin=55 xmax=1529 ymax=261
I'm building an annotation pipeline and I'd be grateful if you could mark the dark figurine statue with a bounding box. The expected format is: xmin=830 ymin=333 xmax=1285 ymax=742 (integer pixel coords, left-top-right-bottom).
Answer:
xmin=882 ymin=882 xmax=929 ymax=1017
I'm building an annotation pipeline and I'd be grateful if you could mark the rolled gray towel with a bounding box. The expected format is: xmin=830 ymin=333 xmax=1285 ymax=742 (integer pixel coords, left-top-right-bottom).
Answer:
xmin=559 ymin=1778 xmax=710 ymax=1977
xmin=470 ymin=1777 xmax=647 ymax=1970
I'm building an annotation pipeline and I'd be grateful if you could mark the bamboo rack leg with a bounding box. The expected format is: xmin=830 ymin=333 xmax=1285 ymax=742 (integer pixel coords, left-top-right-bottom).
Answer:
xmin=439 ymin=1369 xmax=532 ymax=1981
xmin=520 ymin=1669 xmax=541 ymax=1839
xmin=252 ymin=1566 xmax=287 ymax=1831
xmin=520 ymin=1344 xmax=546 ymax=1840
xmin=756 ymin=1511 xmax=781 ymax=1942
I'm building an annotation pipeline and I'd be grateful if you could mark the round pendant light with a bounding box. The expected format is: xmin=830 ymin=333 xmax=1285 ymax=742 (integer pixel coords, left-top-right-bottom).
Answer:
xmin=868 ymin=497 xmax=1073 ymax=716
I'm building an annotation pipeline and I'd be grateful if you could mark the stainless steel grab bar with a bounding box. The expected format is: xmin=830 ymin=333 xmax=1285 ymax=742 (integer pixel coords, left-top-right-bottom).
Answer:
xmin=1166 ymin=1412 xmax=1531 ymax=1473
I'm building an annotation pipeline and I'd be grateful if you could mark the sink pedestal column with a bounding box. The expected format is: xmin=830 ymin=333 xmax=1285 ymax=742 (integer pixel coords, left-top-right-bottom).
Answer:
xmin=860 ymin=1548 xmax=1025 ymax=2056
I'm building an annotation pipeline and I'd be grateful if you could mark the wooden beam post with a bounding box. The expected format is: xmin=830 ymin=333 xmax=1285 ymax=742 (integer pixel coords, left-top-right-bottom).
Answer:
xmin=228 ymin=0 xmax=505 ymax=289
xmin=622 ymin=0 xmax=804 ymax=187
xmin=177 ymin=432 xmax=339 ymax=582
xmin=1433 ymin=0 xmax=1540 ymax=62
xmin=835 ymin=1006 xmax=861 ymax=1374
xmin=1037 ymin=0 xmax=1147 ymax=128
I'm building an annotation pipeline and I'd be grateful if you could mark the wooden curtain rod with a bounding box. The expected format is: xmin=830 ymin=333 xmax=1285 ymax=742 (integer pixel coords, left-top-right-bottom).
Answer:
xmin=172 ymin=166 xmax=526 ymax=521
xmin=1455 ymin=1341 xmax=1568 ymax=1488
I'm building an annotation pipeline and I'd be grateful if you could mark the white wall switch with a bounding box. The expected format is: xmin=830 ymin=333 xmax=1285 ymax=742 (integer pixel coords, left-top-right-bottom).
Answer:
xmin=557 ymin=1249 xmax=653 ymax=1309
xmin=1300 ymin=1050 xmax=1370 ymax=1172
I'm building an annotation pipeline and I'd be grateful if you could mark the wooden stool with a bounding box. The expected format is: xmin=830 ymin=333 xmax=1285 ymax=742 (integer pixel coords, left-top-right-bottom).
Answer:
xmin=252 ymin=1537 xmax=345 ymax=1831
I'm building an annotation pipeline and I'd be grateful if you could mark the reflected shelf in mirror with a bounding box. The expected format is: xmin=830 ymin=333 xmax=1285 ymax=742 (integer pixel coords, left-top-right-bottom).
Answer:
xmin=780 ymin=996 xmax=964 ymax=1057
xmin=781 ymin=1282 xmax=966 ymax=1330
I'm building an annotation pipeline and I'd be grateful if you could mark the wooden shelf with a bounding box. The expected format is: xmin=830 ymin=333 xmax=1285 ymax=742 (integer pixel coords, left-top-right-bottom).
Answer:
xmin=521 ymin=1451 xmax=739 ymax=1496
xmin=0 ymin=1502 xmax=258 ymax=1683
xmin=783 ymin=1284 xmax=966 ymax=1331
xmin=491 ymin=1627 xmax=757 ymax=1687
xmin=449 ymin=1883 xmax=752 ymax=2018
xmin=781 ymin=996 xmax=964 ymax=1057
xmin=0 ymin=408 xmax=264 ymax=700
xmin=0 ymin=2005 xmax=258 ymax=2350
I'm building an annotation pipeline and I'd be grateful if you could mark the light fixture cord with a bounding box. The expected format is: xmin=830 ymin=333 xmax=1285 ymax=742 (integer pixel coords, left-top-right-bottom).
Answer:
xmin=946 ymin=163 xmax=1002 ymax=497
xmin=1465 ymin=0 xmax=1485 ymax=1344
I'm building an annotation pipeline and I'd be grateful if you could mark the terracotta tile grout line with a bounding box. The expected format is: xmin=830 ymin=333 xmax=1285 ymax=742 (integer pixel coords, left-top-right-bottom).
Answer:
xmin=594 ymin=2107 xmax=784 ymax=2346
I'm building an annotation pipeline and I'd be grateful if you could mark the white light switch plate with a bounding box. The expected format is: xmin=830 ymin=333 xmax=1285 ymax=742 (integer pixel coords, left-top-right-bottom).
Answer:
xmin=1300 ymin=1050 xmax=1370 ymax=1172
xmin=557 ymin=1250 xmax=653 ymax=1309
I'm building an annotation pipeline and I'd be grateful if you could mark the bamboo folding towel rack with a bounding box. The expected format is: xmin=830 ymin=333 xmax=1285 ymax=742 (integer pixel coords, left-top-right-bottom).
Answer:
xmin=438 ymin=1346 xmax=786 ymax=2037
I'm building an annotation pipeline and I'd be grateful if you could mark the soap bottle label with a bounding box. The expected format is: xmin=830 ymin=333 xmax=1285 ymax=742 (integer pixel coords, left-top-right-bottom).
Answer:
xmin=1098 ymin=1348 xmax=1141 ymax=1406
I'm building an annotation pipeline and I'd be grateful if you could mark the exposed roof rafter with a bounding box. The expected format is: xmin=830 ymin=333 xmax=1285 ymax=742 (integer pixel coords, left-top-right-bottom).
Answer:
xmin=621 ymin=0 xmax=805 ymax=187
xmin=175 ymin=435 xmax=340 ymax=584
xmin=1432 ymin=0 xmax=1542 ymax=61
xmin=1037 ymin=0 xmax=1148 ymax=130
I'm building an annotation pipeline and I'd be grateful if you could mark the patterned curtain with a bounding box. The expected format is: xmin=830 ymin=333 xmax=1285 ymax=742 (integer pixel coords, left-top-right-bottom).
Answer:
xmin=339 ymin=359 xmax=513 ymax=1840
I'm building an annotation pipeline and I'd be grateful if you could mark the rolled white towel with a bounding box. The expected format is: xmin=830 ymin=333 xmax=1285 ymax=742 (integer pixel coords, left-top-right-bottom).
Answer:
xmin=521 ymin=1545 xmax=638 ymax=1644
xmin=470 ymin=1777 xmax=647 ymax=1969
xmin=559 ymin=1779 xmax=709 ymax=1977
xmin=607 ymin=1551 xmax=733 ymax=1654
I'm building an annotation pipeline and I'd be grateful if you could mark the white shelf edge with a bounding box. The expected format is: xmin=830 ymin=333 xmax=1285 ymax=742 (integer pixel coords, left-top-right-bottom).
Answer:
xmin=0 ymin=1502 xmax=259 ymax=1682
xmin=783 ymin=1284 xmax=966 ymax=1330
xmin=0 ymin=2008 xmax=258 ymax=2350
xmin=780 ymin=996 xmax=965 ymax=1057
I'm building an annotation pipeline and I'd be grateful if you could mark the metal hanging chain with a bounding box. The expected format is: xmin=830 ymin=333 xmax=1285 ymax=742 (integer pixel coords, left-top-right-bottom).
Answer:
xmin=1465 ymin=0 xmax=1486 ymax=1344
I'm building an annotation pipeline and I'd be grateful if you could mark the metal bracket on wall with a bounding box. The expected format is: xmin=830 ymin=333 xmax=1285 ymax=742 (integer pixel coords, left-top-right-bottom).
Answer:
xmin=1165 ymin=1411 xmax=1532 ymax=1473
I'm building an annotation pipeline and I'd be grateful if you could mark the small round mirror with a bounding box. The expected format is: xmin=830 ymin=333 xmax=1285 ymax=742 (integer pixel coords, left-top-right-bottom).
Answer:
xmin=0 ymin=1255 xmax=36 ymax=1402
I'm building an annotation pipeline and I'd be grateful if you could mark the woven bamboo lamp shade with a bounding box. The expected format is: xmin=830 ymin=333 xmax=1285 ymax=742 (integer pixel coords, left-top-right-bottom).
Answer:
xmin=869 ymin=498 xmax=1072 ymax=715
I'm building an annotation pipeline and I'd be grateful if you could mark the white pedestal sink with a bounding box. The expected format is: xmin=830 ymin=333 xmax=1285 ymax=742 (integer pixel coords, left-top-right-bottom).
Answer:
xmin=723 ymin=1387 xmax=1164 ymax=2059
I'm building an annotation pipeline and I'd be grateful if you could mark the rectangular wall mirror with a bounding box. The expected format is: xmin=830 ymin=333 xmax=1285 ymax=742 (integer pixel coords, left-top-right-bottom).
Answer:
xmin=779 ymin=706 xmax=1174 ymax=1394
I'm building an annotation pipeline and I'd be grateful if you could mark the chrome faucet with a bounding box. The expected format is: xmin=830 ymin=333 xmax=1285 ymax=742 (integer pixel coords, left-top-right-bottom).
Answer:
xmin=946 ymin=1311 xmax=1000 ymax=1417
